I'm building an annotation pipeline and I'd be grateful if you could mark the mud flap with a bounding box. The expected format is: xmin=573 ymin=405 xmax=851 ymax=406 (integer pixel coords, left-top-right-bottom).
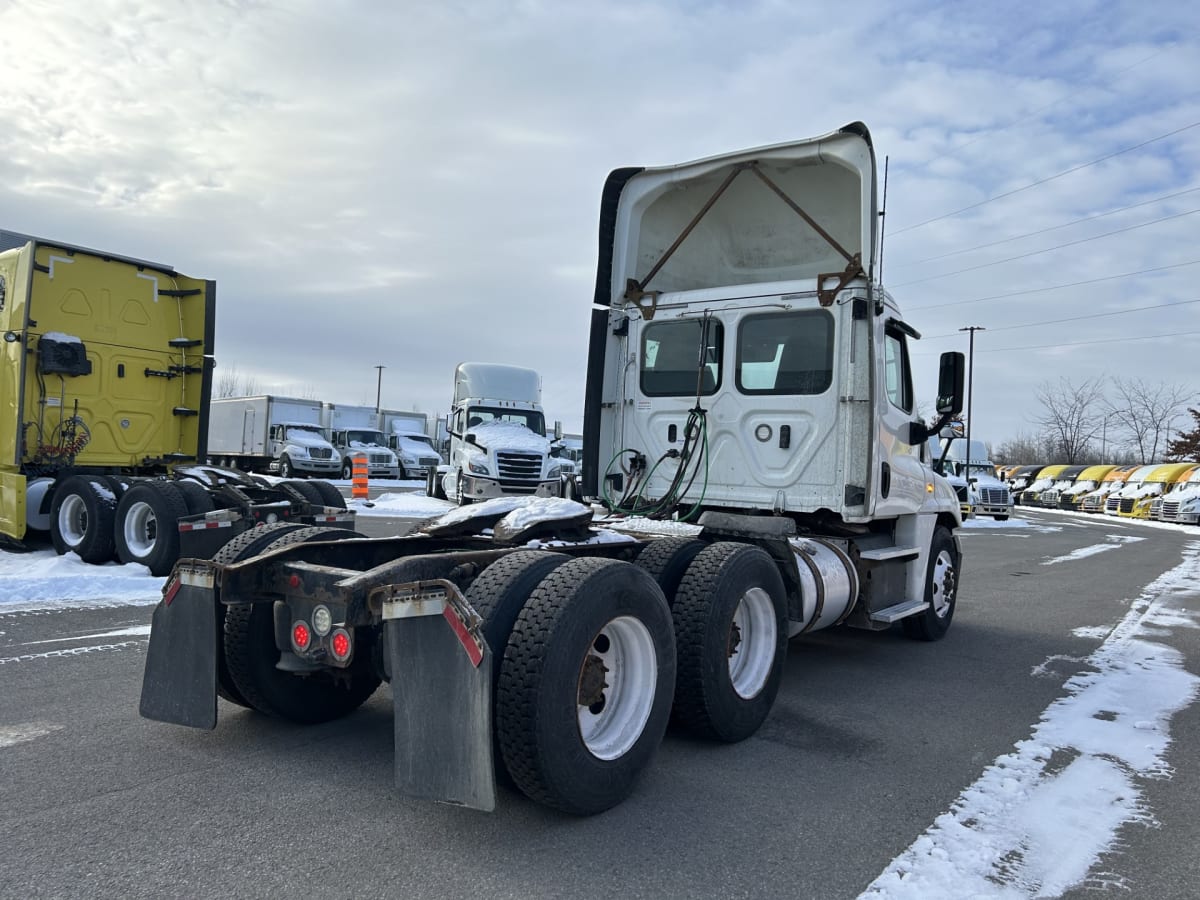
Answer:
xmin=385 ymin=585 xmax=496 ymax=812
xmin=138 ymin=572 xmax=219 ymax=729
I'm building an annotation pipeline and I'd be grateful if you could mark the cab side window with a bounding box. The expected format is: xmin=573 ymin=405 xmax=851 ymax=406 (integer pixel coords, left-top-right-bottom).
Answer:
xmin=884 ymin=329 xmax=913 ymax=413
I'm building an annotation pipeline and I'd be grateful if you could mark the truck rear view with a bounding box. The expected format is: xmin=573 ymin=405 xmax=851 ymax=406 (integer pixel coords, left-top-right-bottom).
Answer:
xmin=0 ymin=238 xmax=213 ymax=545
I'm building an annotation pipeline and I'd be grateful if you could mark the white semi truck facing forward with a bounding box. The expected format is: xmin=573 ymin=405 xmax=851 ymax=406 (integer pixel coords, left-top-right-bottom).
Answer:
xmin=140 ymin=123 xmax=966 ymax=816
xmin=435 ymin=362 xmax=569 ymax=503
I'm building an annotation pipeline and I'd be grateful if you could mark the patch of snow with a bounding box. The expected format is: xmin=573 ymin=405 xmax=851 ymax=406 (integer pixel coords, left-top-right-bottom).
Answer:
xmin=467 ymin=420 xmax=550 ymax=454
xmin=1041 ymin=534 xmax=1145 ymax=566
xmin=0 ymin=551 xmax=160 ymax=611
xmin=22 ymin=624 xmax=152 ymax=646
xmin=40 ymin=331 xmax=82 ymax=344
xmin=427 ymin=496 xmax=532 ymax=529
xmin=497 ymin=498 xmax=591 ymax=530
xmin=601 ymin=516 xmax=703 ymax=537
xmin=862 ymin=542 xmax=1200 ymax=898
xmin=1072 ymin=626 xmax=1112 ymax=640
xmin=346 ymin=493 xmax=454 ymax=518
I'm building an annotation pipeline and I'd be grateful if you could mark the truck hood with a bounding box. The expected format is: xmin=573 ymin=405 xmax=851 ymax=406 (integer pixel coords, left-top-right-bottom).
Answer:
xmin=284 ymin=430 xmax=334 ymax=451
xmin=594 ymin=122 xmax=877 ymax=306
xmin=1065 ymin=480 xmax=1096 ymax=495
xmin=465 ymin=421 xmax=550 ymax=455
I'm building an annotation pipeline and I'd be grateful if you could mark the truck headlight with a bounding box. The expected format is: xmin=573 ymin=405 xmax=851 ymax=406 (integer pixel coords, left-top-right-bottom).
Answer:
xmin=547 ymin=464 xmax=564 ymax=479
xmin=468 ymin=459 xmax=489 ymax=475
xmin=401 ymin=455 xmax=417 ymax=465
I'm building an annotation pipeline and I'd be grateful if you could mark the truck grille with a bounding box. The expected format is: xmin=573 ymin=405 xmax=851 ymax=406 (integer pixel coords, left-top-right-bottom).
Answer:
xmin=1163 ymin=500 xmax=1180 ymax=517
xmin=1105 ymin=497 xmax=1120 ymax=513
xmin=369 ymin=453 xmax=390 ymax=465
xmin=1118 ymin=498 xmax=1135 ymax=514
xmin=953 ymin=485 xmax=969 ymax=502
xmin=310 ymin=448 xmax=333 ymax=459
xmin=497 ymin=451 xmax=544 ymax=484
xmin=420 ymin=456 xmax=440 ymax=468
xmin=980 ymin=487 xmax=1009 ymax=505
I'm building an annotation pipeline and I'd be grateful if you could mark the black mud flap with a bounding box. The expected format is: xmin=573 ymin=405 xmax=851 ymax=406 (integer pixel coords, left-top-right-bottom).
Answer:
xmin=138 ymin=567 xmax=219 ymax=729
xmin=385 ymin=587 xmax=496 ymax=812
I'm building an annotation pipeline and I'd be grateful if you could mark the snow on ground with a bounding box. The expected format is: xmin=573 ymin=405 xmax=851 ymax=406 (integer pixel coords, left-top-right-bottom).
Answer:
xmin=0 ymin=550 xmax=162 ymax=612
xmin=346 ymin=490 xmax=454 ymax=518
xmin=862 ymin=541 xmax=1200 ymax=899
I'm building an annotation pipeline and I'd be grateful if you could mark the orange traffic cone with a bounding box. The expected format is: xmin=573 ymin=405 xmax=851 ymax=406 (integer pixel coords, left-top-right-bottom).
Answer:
xmin=352 ymin=453 xmax=369 ymax=499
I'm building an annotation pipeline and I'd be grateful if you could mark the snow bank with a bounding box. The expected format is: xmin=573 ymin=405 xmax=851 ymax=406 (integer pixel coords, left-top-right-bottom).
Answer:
xmin=0 ymin=551 xmax=161 ymax=611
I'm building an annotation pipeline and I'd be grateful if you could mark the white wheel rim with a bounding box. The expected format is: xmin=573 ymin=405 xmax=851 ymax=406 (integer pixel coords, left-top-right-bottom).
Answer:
xmin=577 ymin=615 xmax=657 ymax=761
xmin=58 ymin=494 xmax=88 ymax=547
xmin=930 ymin=550 xmax=955 ymax=617
xmin=122 ymin=500 xmax=159 ymax=557
xmin=728 ymin=586 xmax=777 ymax=700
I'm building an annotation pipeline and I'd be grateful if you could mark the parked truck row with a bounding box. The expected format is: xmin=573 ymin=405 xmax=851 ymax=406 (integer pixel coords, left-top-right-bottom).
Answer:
xmin=1002 ymin=461 xmax=1200 ymax=523
xmin=139 ymin=122 xmax=970 ymax=815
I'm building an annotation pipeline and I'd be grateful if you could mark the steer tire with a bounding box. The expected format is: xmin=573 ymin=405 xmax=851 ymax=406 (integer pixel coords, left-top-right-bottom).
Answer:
xmin=114 ymin=482 xmax=189 ymax=575
xmin=210 ymin=523 xmax=310 ymax=707
xmin=902 ymin=526 xmax=959 ymax=642
xmin=496 ymin=557 xmax=675 ymax=815
xmin=224 ymin=527 xmax=380 ymax=723
xmin=49 ymin=475 xmax=118 ymax=563
xmin=634 ymin=537 xmax=707 ymax=607
xmin=174 ymin=479 xmax=216 ymax=516
xmin=310 ymin=480 xmax=346 ymax=509
xmin=465 ymin=551 xmax=573 ymax=781
xmin=672 ymin=542 xmax=787 ymax=743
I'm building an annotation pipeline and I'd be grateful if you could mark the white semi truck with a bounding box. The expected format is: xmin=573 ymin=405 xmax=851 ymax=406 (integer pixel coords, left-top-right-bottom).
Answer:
xmin=140 ymin=123 xmax=966 ymax=816
xmin=939 ymin=437 xmax=1012 ymax=521
xmin=432 ymin=362 xmax=570 ymax=503
xmin=319 ymin=402 xmax=401 ymax=480
xmin=208 ymin=395 xmax=341 ymax=479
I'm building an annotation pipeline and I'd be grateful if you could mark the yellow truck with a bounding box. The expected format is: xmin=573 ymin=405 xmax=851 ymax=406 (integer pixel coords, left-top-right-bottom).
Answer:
xmin=1079 ymin=464 xmax=1140 ymax=513
xmin=0 ymin=235 xmax=351 ymax=573
xmin=1049 ymin=464 xmax=1117 ymax=510
xmin=1119 ymin=462 xmax=1197 ymax=518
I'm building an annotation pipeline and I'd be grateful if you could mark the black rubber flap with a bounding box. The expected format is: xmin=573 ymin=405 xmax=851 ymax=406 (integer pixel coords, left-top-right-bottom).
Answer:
xmin=387 ymin=616 xmax=496 ymax=811
xmin=138 ymin=583 xmax=218 ymax=729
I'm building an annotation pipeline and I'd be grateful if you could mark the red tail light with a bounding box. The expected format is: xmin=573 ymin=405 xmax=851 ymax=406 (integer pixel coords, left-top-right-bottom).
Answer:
xmin=330 ymin=628 xmax=352 ymax=662
xmin=292 ymin=621 xmax=311 ymax=653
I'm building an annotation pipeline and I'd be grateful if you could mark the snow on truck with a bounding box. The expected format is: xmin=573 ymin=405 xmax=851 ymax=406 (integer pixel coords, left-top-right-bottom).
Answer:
xmin=139 ymin=123 xmax=966 ymax=815
xmin=0 ymin=237 xmax=352 ymax=575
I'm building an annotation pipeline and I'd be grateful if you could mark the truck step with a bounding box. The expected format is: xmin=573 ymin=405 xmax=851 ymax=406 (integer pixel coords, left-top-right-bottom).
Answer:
xmin=868 ymin=600 xmax=929 ymax=623
xmin=858 ymin=546 xmax=919 ymax=562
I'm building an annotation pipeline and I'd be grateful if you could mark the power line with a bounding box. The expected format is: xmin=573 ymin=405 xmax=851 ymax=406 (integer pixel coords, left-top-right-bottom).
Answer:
xmin=891 ymin=207 xmax=1200 ymax=288
xmin=918 ymin=298 xmax=1200 ymax=340
xmin=892 ymin=185 xmax=1200 ymax=268
xmin=905 ymin=259 xmax=1200 ymax=311
xmin=914 ymin=328 xmax=1200 ymax=357
xmin=889 ymin=119 xmax=1200 ymax=236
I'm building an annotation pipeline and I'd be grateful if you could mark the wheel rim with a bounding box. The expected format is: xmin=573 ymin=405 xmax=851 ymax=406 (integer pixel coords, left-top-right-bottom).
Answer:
xmin=930 ymin=549 xmax=956 ymax=618
xmin=122 ymin=500 xmax=159 ymax=558
xmin=576 ymin=615 xmax=657 ymax=761
xmin=58 ymin=494 xmax=88 ymax=547
xmin=728 ymin=586 xmax=778 ymax=700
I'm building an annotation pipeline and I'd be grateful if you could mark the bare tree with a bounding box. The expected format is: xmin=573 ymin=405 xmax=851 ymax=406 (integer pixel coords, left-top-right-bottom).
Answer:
xmin=1032 ymin=377 xmax=1107 ymax=463
xmin=1106 ymin=377 xmax=1194 ymax=463
xmin=215 ymin=365 xmax=261 ymax=398
xmin=994 ymin=430 xmax=1056 ymax=465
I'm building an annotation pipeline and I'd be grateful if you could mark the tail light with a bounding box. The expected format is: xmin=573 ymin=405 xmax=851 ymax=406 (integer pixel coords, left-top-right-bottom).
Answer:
xmin=292 ymin=621 xmax=312 ymax=653
xmin=330 ymin=628 xmax=352 ymax=662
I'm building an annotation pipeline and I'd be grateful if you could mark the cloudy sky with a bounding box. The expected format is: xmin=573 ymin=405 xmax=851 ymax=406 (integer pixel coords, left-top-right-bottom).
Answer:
xmin=2 ymin=0 xmax=1198 ymax=450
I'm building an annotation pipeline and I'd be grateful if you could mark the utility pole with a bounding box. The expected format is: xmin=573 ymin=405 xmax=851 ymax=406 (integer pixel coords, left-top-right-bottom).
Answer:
xmin=959 ymin=326 xmax=985 ymax=480
xmin=374 ymin=365 xmax=386 ymax=414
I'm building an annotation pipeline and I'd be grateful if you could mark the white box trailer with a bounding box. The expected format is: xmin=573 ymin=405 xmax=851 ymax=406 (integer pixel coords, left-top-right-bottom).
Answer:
xmin=208 ymin=395 xmax=340 ymax=478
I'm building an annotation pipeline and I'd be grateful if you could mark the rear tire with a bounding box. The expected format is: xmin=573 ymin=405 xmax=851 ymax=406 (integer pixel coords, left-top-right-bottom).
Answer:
xmin=465 ymin=551 xmax=573 ymax=781
xmin=310 ymin=480 xmax=346 ymax=509
xmin=114 ymin=482 xmax=189 ymax=575
xmin=224 ymin=527 xmax=380 ymax=723
xmin=496 ymin=557 xmax=675 ymax=815
xmin=174 ymin=479 xmax=215 ymax=516
xmin=672 ymin=542 xmax=787 ymax=742
xmin=49 ymin=475 xmax=118 ymax=563
xmin=903 ymin=526 xmax=959 ymax=642
xmin=634 ymin=537 xmax=707 ymax=608
xmin=210 ymin=523 xmax=309 ymax=708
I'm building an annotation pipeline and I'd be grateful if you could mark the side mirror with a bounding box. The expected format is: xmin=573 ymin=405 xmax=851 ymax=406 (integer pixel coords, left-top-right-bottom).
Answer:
xmin=936 ymin=352 xmax=965 ymax=416
xmin=554 ymin=420 xmax=564 ymax=441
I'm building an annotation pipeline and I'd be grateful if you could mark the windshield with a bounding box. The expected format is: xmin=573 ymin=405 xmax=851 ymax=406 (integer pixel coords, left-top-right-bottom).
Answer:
xmin=466 ymin=407 xmax=546 ymax=437
xmin=284 ymin=425 xmax=323 ymax=440
xmin=398 ymin=434 xmax=435 ymax=449
xmin=346 ymin=430 xmax=387 ymax=446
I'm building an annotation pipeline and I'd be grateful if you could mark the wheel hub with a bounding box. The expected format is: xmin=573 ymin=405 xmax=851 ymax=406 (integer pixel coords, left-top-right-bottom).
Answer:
xmin=727 ymin=620 xmax=742 ymax=657
xmin=578 ymin=653 xmax=609 ymax=710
